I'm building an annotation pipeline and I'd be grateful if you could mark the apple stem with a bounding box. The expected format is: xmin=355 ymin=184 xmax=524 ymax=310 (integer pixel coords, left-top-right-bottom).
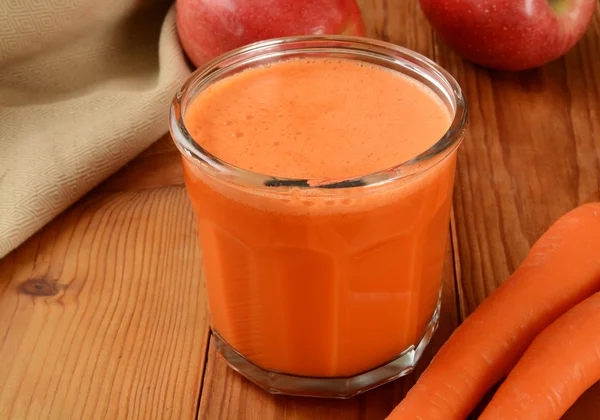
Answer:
xmin=548 ymin=0 xmax=569 ymax=13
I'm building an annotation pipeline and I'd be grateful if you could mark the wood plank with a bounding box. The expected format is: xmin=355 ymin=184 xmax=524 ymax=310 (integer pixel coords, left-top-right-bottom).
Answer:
xmin=198 ymin=236 xmax=459 ymax=420
xmin=359 ymin=0 xmax=435 ymax=55
xmin=436 ymin=8 xmax=600 ymax=419
xmin=0 ymin=186 xmax=208 ymax=419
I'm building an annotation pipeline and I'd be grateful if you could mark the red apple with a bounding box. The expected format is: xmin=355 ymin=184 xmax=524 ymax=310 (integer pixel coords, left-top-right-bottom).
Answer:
xmin=419 ymin=0 xmax=596 ymax=71
xmin=176 ymin=0 xmax=366 ymax=68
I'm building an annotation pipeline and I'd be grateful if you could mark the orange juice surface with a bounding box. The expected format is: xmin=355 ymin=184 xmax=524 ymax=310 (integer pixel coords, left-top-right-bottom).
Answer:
xmin=183 ymin=58 xmax=455 ymax=377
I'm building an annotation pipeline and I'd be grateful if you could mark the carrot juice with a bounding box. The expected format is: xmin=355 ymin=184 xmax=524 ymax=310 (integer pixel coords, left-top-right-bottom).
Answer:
xmin=170 ymin=37 xmax=467 ymax=398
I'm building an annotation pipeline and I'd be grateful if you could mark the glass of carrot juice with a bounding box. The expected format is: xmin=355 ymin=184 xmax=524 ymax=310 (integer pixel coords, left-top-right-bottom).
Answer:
xmin=169 ymin=36 xmax=468 ymax=398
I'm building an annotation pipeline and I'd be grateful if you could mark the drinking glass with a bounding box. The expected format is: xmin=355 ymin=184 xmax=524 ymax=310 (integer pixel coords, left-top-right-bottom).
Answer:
xmin=169 ymin=35 xmax=468 ymax=398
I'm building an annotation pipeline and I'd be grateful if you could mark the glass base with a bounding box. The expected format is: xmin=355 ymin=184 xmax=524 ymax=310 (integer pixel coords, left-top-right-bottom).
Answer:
xmin=212 ymin=297 xmax=441 ymax=399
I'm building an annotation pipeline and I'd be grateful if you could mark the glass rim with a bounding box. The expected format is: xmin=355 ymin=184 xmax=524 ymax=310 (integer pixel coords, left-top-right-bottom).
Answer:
xmin=169 ymin=35 xmax=468 ymax=190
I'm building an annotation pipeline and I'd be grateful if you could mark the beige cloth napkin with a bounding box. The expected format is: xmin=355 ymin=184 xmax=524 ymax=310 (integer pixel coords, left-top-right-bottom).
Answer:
xmin=0 ymin=0 xmax=192 ymax=258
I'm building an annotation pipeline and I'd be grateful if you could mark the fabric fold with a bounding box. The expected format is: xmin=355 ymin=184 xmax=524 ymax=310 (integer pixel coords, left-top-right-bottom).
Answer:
xmin=0 ymin=0 xmax=192 ymax=258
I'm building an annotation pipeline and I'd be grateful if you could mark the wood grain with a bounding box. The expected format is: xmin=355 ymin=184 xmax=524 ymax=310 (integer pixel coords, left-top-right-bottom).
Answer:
xmin=198 ymin=237 xmax=459 ymax=420
xmin=439 ymin=11 xmax=600 ymax=315
xmin=0 ymin=187 xmax=208 ymax=419
xmin=436 ymin=6 xmax=600 ymax=419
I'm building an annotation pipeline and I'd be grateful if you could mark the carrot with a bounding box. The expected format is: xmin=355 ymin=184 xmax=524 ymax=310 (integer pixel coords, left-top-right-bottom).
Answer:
xmin=386 ymin=203 xmax=600 ymax=420
xmin=479 ymin=291 xmax=600 ymax=420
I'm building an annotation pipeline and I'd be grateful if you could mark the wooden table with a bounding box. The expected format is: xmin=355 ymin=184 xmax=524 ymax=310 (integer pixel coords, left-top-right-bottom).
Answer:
xmin=1 ymin=1 xmax=600 ymax=419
